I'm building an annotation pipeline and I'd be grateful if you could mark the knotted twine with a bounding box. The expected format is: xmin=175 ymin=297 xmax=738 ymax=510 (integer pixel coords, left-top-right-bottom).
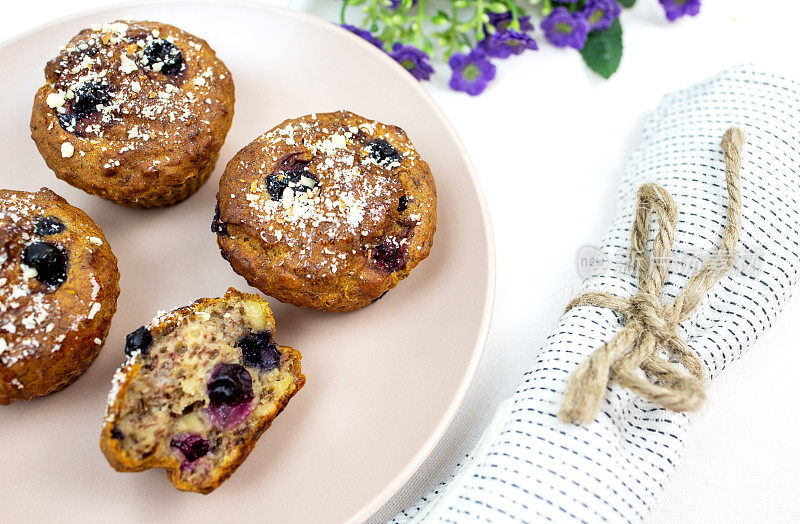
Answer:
xmin=559 ymin=127 xmax=746 ymax=425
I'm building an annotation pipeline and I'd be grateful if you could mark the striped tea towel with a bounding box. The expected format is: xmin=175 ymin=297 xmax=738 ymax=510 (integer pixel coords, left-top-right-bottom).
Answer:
xmin=392 ymin=64 xmax=800 ymax=523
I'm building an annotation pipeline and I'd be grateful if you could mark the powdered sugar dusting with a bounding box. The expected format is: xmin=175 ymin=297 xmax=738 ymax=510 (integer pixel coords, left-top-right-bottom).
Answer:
xmin=227 ymin=112 xmax=425 ymax=279
xmin=105 ymin=351 xmax=138 ymax=422
xmin=0 ymin=191 xmax=107 ymax=374
xmin=44 ymin=20 xmax=229 ymax=172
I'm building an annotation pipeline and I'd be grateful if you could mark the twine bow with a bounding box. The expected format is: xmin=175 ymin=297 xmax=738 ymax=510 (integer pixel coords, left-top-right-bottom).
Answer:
xmin=559 ymin=127 xmax=746 ymax=425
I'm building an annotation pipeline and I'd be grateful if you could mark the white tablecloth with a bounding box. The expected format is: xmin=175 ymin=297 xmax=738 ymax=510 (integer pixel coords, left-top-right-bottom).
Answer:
xmin=5 ymin=1 xmax=800 ymax=522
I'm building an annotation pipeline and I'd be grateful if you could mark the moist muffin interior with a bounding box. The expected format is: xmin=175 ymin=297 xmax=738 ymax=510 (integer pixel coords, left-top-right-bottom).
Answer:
xmin=106 ymin=297 xmax=299 ymax=489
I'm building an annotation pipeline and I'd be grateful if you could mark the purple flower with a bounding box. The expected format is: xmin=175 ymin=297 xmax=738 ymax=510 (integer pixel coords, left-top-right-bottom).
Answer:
xmin=448 ymin=49 xmax=496 ymax=96
xmin=658 ymin=0 xmax=701 ymax=21
xmin=341 ymin=24 xmax=383 ymax=49
xmin=540 ymin=7 xmax=591 ymax=49
xmin=487 ymin=12 xmax=535 ymax=33
xmin=389 ymin=0 xmax=417 ymax=8
xmin=390 ymin=43 xmax=434 ymax=81
xmin=479 ymin=30 xmax=538 ymax=59
xmin=583 ymin=0 xmax=622 ymax=31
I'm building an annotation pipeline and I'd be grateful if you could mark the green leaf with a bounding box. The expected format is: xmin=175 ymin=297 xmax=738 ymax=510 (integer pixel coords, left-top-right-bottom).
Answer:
xmin=618 ymin=0 xmax=637 ymax=7
xmin=580 ymin=18 xmax=623 ymax=79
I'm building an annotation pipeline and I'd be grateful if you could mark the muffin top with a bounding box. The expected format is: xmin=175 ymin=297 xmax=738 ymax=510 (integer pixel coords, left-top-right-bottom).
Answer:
xmin=33 ymin=20 xmax=234 ymax=186
xmin=0 ymin=188 xmax=118 ymax=388
xmin=217 ymin=111 xmax=437 ymax=285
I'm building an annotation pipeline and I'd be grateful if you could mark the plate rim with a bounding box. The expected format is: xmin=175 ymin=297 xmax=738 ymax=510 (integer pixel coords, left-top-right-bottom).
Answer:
xmin=0 ymin=1 xmax=497 ymax=521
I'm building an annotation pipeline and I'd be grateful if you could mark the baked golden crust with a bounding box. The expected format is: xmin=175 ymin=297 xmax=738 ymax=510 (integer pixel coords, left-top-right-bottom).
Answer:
xmin=0 ymin=188 xmax=120 ymax=404
xmin=216 ymin=111 xmax=437 ymax=312
xmin=100 ymin=288 xmax=305 ymax=494
xmin=30 ymin=20 xmax=235 ymax=208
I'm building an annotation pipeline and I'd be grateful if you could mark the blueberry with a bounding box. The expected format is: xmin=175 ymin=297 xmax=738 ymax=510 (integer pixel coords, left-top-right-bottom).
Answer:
xmin=21 ymin=241 xmax=67 ymax=287
xmin=57 ymin=112 xmax=77 ymax=132
xmin=237 ymin=331 xmax=281 ymax=372
xmin=34 ymin=216 xmax=66 ymax=236
xmin=397 ymin=195 xmax=408 ymax=213
xmin=372 ymin=241 xmax=407 ymax=272
xmin=57 ymin=82 xmax=111 ymax=133
xmin=110 ymin=427 xmax=124 ymax=440
xmin=72 ymin=82 xmax=112 ymax=117
xmin=264 ymin=173 xmax=289 ymax=200
xmin=207 ymin=364 xmax=254 ymax=406
xmin=144 ymin=39 xmax=184 ymax=75
xmin=124 ymin=326 xmax=152 ymax=356
xmin=265 ymin=173 xmax=290 ymax=201
xmin=266 ymin=158 xmax=318 ymax=201
xmin=368 ymin=139 xmax=402 ymax=168
xmin=170 ymin=433 xmax=210 ymax=463
xmin=211 ymin=204 xmax=227 ymax=235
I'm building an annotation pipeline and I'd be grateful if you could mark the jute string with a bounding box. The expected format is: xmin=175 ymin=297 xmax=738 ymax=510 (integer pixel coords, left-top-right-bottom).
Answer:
xmin=559 ymin=127 xmax=746 ymax=425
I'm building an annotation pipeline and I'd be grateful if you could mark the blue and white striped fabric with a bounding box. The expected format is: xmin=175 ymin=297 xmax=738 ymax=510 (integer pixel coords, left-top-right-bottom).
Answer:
xmin=391 ymin=65 xmax=800 ymax=523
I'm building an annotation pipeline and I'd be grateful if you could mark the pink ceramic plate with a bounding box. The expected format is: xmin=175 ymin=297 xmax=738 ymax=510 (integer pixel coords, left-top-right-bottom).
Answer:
xmin=0 ymin=1 xmax=494 ymax=522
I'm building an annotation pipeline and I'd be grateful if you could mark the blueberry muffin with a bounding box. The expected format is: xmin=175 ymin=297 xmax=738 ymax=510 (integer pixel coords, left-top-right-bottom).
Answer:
xmin=214 ymin=111 xmax=437 ymax=312
xmin=30 ymin=20 xmax=235 ymax=208
xmin=100 ymin=288 xmax=305 ymax=494
xmin=0 ymin=188 xmax=120 ymax=404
